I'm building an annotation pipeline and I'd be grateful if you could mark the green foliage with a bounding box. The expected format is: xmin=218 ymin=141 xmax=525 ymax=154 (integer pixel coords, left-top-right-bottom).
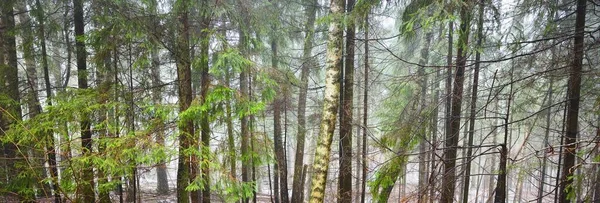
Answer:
xmin=1 ymin=88 xmax=178 ymax=199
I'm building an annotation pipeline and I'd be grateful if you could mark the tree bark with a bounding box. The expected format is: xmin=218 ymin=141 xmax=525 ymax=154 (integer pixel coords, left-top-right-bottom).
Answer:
xmin=441 ymin=5 xmax=453 ymax=202
xmin=74 ymin=0 xmax=95 ymax=201
xmin=462 ymin=1 xmax=483 ymax=202
xmin=360 ymin=13 xmax=369 ymax=203
xmin=291 ymin=0 xmax=317 ymax=202
xmin=237 ymin=1 xmax=252 ymax=200
xmin=308 ymin=0 xmax=343 ymax=201
xmin=417 ymin=30 xmax=433 ymax=203
xmin=338 ymin=0 xmax=355 ymax=201
xmin=175 ymin=0 xmax=194 ymax=202
xmin=1 ymin=0 xmax=24 ymax=199
xmin=198 ymin=2 xmax=212 ymax=202
xmin=16 ymin=1 xmax=51 ymax=197
xmin=440 ymin=0 xmax=471 ymax=202
xmin=35 ymin=0 xmax=61 ymax=201
xmin=271 ymin=22 xmax=289 ymax=203
xmin=559 ymin=0 xmax=586 ymax=202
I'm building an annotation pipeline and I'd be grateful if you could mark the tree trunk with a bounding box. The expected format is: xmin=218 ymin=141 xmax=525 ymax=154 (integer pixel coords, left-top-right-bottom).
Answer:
xmin=594 ymin=115 xmax=600 ymax=203
xmin=35 ymin=0 xmax=61 ymax=201
xmin=417 ymin=30 xmax=433 ymax=203
xmin=361 ymin=13 xmax=369 ymax=203
xmin=198 ymin=3 xmax=212 ymax=202
xmin=308 ymin=0 xmax=343 ymax=201
xmin=440 ymin=0 xmax=471 ymax=202
xmin=74 ymin=0 xmax=95 ymax=201
xmin=538 ymin=77 xmax=553 ymax=203
xmin=17 ymin=1 xmax=51 ymax=198
xmin=338 ymin=0 xmax=355 ymax=201
xmin=175 ymin=0 xmax=194 ymax=202
xmin=558 ymin=0 xmax=586 ymax=202
xmin=441 ymin=6 xmax=453 ymax=202
xmin=272 ymin=26 xmax=289 ymax=203
xmin=462 ymin=1 xmax=483 ymax=202
xmin=144 ymin=0 xmax=169 ymax=195
xmin=495 ymin=58 xmax=514 ymax=203
xmin=237 ymin=1 xmax=252 ymax=199
xmin=125 ymin=38 xmax=138 ymax=203
xmin=291 ymin=0 xmax=317 ymax=202
xmin=1 ymin=0 xmax=24 ymax=199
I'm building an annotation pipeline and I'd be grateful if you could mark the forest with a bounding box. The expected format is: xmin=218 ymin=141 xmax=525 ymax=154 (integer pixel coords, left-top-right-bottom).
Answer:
xmin=0 ymin=0 xmax=598 ymax=202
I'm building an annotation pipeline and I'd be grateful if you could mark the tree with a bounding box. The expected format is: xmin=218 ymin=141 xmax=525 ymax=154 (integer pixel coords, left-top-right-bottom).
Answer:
xmin=559 ymin=0 xmax=586 ymax=202
xmin=1 ymin=0 xmax=25 ymax=199
xmin=440 ymin=0 xmax=471 ymax=202
xmin=308 ymin=0 xmax=343 ymax=201
xmin=74 ymin=0 xmax=96 ymax=201
xmin=35 ymin=0 xmax=61 ymax=201
xmin=291 ymin=0 xmax=318 ymax=202
xmin=361 ymin=12 xmax=369 ymax=203
xmin=461 ymin=0 xmax=483 ymax=202
xmin=338 ymin=0 xmax=355 ymax=201
xmin=175 ymin=0 xmax=194 ymax=202
xmin=197 ymin=1 xmax=212 ymax=202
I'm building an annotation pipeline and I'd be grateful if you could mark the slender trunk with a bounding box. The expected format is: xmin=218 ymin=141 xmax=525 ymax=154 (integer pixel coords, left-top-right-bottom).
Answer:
xmin=74 ymin=0 xmax=95 ymax=201
xmin=338 ymin=0 xmax=355 ymax=201
xmin=275 ymin=162 xmax=281 ymax=203
xmin=125 ymin=38 xmax=138 ymax=203
xmin=236 ymin=1 xmax=252 ymax=201
xmin=559 ymin=0 xmax=586 ymax=202
xmin=441 ymin=0 xmax=471 ymax=202
xmin=175 ymin=0 xmax=194 ymax=202
xmin=63 ymin=0 xmax=72 ymax=89
xmin=152 ymin=41 xmax=170 ymax=196
xmin=360 ymin=13 xmax=369 ymax=203
xmin=198 ymin=4 xmax=212 ymax=202
xmin=514 ymin=173 xmax=523 ymax=203
xmin=145 ymin=0 xmax=169 ymax=195
xmin=35 ymin=0 xmax=61 ymax=201
xmin=418 ymin=30 xmax=433 ymax=203
xmin=291 ymin=0 xmax=317 ymax=202
xmin=17 ymin=2 xmax=50 ymax=198
xmin=495 ymin=60 xmax=514 ymax=203
xmin=429 ymin=25 xmax=443 ymax=203
xmin=225 ymin=68 xmax=236 ymax=176
xmin=441 ymin=4 xmax=453 ymax=202
xmin=272 ymin=32 xmax=289 ymax=203
xmin=308 ymin=0 xmax=344 ymax=201
xmin=538 ymin=78 xmax=553 ymax=203
xmin=462 ymin=1 xmax=483 ymax=202
xmin=485 ymin=102 xmax=498 ymax=203
xmin=594 ymin=115 xmax=600 ymax=203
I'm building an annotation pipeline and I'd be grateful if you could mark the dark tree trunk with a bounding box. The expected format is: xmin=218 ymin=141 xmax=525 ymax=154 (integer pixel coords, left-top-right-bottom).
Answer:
xmin=441 ymin=1 xmax=471 ymax=202
xmin=360 ymin=13 xmax=369 ymax=203
xmin=338 ymin=0 xmax=355 ymax=201
xmin=74 ymin=0 xmax=95 ymax=201
xmin=175 ymin=0 xmax=194 ymax=202
xmin=35 ymin=0 xmax=61 ymax=201
xmin=271 ymin=23 xmax=289 ymax=202
xmin=417 ymin=30 xmax=433 ymax=203
xmin=559 ymin=0 xmax=586 ymax=202
xmin=1 ymin=0 xmax=24 ymax=199
xmin=462 ymin=1 xmax=484 ymax=202
xmin=237 ymin=1 xmax=252 ymax=200
xmin=291 ymin=0 xmax=317 ymax=202
xmin=441 ymin=7 xmax=453 ymax=203
xmin=198 ymin=2 xmax=212 ymax=202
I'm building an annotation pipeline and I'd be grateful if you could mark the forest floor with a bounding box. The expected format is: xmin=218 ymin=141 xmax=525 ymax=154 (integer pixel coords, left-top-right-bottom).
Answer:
xmin=2 ymin=192 xmax=273 ymax=203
